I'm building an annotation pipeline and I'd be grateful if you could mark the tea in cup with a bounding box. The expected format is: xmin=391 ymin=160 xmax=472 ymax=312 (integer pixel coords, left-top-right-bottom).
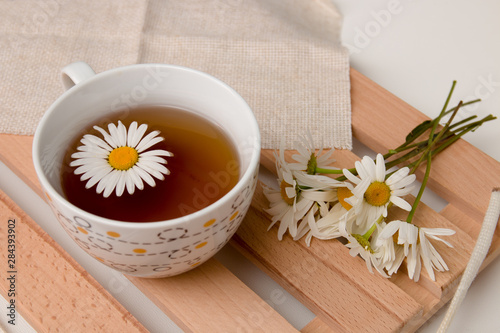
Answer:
xmin=33 ymin=62 xmax=260 ymax=277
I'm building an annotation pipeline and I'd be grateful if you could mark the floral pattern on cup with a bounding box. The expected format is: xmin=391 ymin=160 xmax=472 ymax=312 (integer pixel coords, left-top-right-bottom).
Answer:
xmin=46 ymin=168 xmax=257 ymax=277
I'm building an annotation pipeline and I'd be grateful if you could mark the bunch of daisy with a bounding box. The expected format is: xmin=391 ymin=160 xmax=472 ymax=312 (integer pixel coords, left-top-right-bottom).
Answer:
xmin=264 ymin=82 xmax=496 ymax=281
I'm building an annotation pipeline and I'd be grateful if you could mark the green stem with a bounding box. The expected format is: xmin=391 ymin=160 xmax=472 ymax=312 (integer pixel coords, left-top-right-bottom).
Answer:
xmin=409 ymin=100 xmax=462 ymax=174
xmin=362 ymin=203 xmax=391 ymax=239
xmin=448 ymin=115 xmax=478 ymax=131
xmin=315 ymin=167 xmax=345 ymax=174
xmin=442 ymin=98 xmax=481 ymax=118
xmin=448 ymin=114 xmax=497 ymax=134
xmin=428 ymin=81 xmax=457 ymax=145
xmin=362 ymin=221 xmax=378 ymax=239
xmin=407 ymin=152 xmax=432 ymax=224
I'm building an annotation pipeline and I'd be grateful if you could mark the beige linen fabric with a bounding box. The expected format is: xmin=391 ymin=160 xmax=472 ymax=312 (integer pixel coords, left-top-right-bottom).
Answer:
xmin=0 ymin=0 xmax=351 ymax=149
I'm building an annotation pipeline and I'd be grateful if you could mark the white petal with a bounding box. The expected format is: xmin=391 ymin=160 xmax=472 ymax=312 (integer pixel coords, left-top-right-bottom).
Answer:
xmin=139 ymin=155 xmax=168 ymax=165
xmin=377 ymin=221 xmax=401 ymax=242
xmin=116 ymin=121 xmax=127 ymax=147
xmin=375 ymin=154 xmax=386 ymax=182
xmin=301 ymin=190 xmax=337 ymax=202
xmin=419 ymin=235 xmax=436 ymax=280
xmin=125 ymin=171 xmax=136 ymax=195
xmin=75 ymin=163 xmax=110 ymax=178
xmin=82 ymin=134 xmax=113 ymax=151
xmin=352 ymin=178 xmax=370 ymax=198
xmin=126 ymin=121 xmax=138 ymax=146
xmin=136 ymin=162 xmax=166 ymax=180
xmin=128 ymin=167 xmax=144 ymax=191
xmin=282 ymin=170 xmax=294 ymax=185
xmin=288 ymin=163 xmax=307 ymax=171
xmin=133 ymin=165 xmax=156 ymax=187
xmin=360 ymin=156 xmax=376 ymax=180
xmin=421 ymin=227 xmax=456 ymax=236
xmin=393 ymin=174 xmax=416 ymax=189
xmin=141 ymin=149 xmax=173 ymax=157
xmin=84 ymin=168 xmax=112 ymax=188
xmin=115 ymin=171 xmax=127 ymax=197
xmin=285 ymin=186 xmax=296 ymax=199
xmin=129 ymin=123 xmax=148 ymax=148
xmin=72 ymin=145 xmax=110 ymax=157
xmin=343 ymin=168 xmax=361 ymax=184
xmin=390 ymin=195 xmax=412 ymax=211
xmin=94 ymin=125 xmax=119 ymax=148
xmin=141 ymin=160 xmax=170 ymax=175
xmin=391 ymin=187 xmax=415 ymax=197
xmin=107 ymin=122 xmax=121 ymax=146
xmin=102 ymin=171 xmax=121 ymax=198
xmin=136 ymin=131 xmax=163 ymax=152
xmin=263 ymin=190 xmax=282 ymax=204
xmin=385 ymin=167 xmax=410 ymax=185
xmin=71 ymin=157 xmax=105 ymax=168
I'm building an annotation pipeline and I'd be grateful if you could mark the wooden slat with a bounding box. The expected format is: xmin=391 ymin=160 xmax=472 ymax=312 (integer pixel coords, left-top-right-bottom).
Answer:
xmin=300 ymin=317 xmax=335 ymax=333
xmin=0 ymin=134 xmax=40 ymax=197
xmin=441 ymin=204 xmax=500 ymax=269
xmin=350 ymin=68 xmax=500 ymax=224
xmin=0 ymin=190 xmax=147 ymax=332
xmin=129 ymin=259 xmax=296 ymax=333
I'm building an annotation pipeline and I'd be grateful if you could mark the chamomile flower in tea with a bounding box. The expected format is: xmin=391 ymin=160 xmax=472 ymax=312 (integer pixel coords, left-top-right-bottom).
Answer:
xmin=61 ymin=106 xmax=239 ymax=222
xmin=70 ymin=120 xmax=173 ymax=198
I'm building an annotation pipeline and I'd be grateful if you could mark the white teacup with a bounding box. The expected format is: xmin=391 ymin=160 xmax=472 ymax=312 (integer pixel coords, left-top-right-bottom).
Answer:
xmin=33 ymin=62 xmax=260 ymax=278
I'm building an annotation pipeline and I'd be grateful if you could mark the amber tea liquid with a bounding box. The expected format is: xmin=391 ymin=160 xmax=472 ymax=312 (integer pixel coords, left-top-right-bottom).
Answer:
xmin=60 ymin=106 xmax=240 ymax=222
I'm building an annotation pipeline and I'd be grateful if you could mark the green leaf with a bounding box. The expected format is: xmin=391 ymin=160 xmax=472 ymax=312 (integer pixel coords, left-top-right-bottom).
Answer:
xmin=405 ymin=120 xmax=432 ymax=143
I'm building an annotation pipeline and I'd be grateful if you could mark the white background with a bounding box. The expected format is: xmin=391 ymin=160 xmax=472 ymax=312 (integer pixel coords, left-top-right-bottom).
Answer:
xmin=1 ymin=1 xmax=500 ymax=332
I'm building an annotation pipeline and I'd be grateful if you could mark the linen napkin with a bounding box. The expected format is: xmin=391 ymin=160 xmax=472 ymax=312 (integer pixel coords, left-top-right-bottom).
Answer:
xmin=0 ymin=0 xmax=351 ymax=150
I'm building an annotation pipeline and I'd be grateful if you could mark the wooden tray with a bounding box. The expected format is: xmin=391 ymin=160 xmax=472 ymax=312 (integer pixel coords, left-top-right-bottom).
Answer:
xmin=1 ymin=68 xmax=499 ymax=332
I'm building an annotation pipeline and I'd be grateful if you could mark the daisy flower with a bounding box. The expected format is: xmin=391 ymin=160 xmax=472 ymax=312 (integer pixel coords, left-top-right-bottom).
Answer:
xmin=377 ymin=220 xmax=455 ymax=281
xmin=377 ymin=220 xmax=419 ymax=256
xmin=287 ymin=132 xmax=338 ymax=174
xmin=264 ymin=168 xmax=307 ymax=240
xmin=376 ymin=220 xmax=419 ymax=279
xmin=264 ymin=151 xmax=339 ymax=240
xmin=385 ymin=244 xmax=406 ymax=276
xmin=343 ymin=154 xmax=416 ymax=231
xmin=297 ymin=184 xmax=357 ymax=245
xmin=70 ymin=121 xmax=173 ymax=198
xmin=406 ymin=245 xmax=422 ymax=282
xmin=417 ymin=227 xmax=455 ymax=281
xmin=300 ymin=201 xmax=352 ymax=246
xmin=339 ymin=216 xmax=389 ymax=277
xmin=373 ymin=222 xmax=406 ymax=276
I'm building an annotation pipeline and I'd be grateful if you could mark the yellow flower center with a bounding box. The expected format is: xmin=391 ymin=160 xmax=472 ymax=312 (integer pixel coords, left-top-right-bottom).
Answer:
xmin=364 ymin=181 xmax=391 ymax=207
xmin=352 ymin=234 xmax=373 ymax=253
xmin=108 ymin=146 xmax=139 ymax=170
xmin=337 ymin=186 xmax=353 ymax=211
xmin=280 ymin=180 xmax=296 ymax=206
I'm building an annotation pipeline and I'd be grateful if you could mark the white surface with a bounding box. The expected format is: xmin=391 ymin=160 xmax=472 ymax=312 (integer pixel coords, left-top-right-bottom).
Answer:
xmin=1 ymin=1 xmax=500 ymax=332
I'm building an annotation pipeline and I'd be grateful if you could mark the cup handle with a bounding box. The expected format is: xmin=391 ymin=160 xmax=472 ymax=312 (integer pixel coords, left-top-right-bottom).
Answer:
xmin=61 ymin=61 xmax=96 ymax=90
